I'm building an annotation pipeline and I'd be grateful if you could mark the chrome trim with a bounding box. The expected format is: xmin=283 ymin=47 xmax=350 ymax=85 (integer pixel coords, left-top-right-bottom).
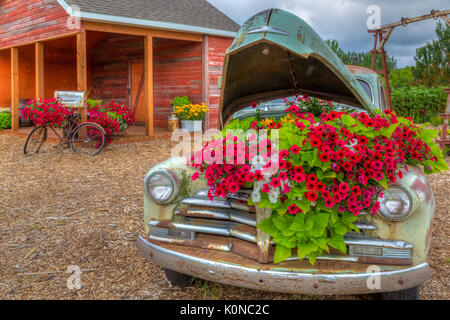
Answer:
xmin=344 ymin=235 xmax=413 ymax=250
xmin=229 ymin=199 xmax=253 ymax=211
xmin=137 ymin=237 xmax=430 ymax=295
xmin=149 ymin=234 xmax=232 ymax=252
xmin=149 ymin=219 xmax=256 ymax=243
xmin=354 ymin=222 xmax=376 ymax=231
xmin=181 ymin=198 xmax=231 ymax=209
xmin=175 ymin=208 xmax=256 ymax=227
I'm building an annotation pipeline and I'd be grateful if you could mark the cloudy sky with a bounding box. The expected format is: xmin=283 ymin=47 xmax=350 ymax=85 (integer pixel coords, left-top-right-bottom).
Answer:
xmin=208 ymin=0 xmax=448 ymax=68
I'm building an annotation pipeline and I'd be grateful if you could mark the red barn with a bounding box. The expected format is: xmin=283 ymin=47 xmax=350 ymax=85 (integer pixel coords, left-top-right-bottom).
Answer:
xmin=0 ymin=0 xmax=239 ymax=135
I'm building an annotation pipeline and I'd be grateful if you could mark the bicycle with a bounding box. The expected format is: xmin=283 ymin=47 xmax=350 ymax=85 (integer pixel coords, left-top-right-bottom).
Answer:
xmin=24 ymin=114 xmax=106 ymax=156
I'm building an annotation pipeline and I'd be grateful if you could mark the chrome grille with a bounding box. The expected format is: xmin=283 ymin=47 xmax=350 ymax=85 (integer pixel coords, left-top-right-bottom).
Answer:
xmin=148 ymin=189 xmax=413 ymax=265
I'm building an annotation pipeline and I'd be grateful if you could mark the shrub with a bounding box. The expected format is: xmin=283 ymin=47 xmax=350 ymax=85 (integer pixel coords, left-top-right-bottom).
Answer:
xmin=87 ymin=101 xmax=135 ymax=144
xmin=430 ymin=115 xmax=444 ymax=127
xmin=391 ymin=86 xmax=447 ymax=123
xmin=0 ymin=112 xmax=11 ymax=130
xmin=170 ymin=96 xmax=192 ymax=111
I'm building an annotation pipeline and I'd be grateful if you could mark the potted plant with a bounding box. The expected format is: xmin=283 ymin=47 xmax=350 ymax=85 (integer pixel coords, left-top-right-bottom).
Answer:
xmin=169 ymin=96 xmax=192 ymax=131
xmin=174 ymin=103 xmax=209 ymax=132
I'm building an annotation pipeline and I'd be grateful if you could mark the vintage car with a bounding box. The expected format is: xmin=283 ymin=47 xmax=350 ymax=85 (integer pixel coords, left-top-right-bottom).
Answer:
xmin=137 ymin=9 xmax=433 ymax=299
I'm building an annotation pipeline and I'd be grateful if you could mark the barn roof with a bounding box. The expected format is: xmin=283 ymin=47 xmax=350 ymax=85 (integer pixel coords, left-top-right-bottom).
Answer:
xmin=58 ymin=0 xmax=240 ymax=37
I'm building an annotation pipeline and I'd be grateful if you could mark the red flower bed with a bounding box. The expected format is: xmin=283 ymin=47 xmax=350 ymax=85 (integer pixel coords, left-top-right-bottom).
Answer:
xmin=88 ymin=101 xmax=136 ymax=144
xmin=22 ymin=98 xmax=74 ymax=128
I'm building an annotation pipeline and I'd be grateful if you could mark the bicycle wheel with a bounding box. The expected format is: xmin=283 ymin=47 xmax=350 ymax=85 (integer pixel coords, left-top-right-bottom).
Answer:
xmin=24 ymin=126 xmax=47 ymax=154
xmin=71 ymin=123 xmax=106 ymax=155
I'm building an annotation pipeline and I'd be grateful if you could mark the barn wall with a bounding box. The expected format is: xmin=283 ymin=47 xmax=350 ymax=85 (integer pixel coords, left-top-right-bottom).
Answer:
xmin=89 ymin=34 xmax=143 ymax=103
xmin=89 ymin=34 xmax=203 ymax=127
xmin=206 ymin=36 xmax=233 ymax=129
xmin=153 ymin=38 xmax=203 ymax=127
xmin=0 ymin=0 xmax=76 ymax=49
xmin=0 ymin=50 xmax=11 ymax=107
xmin=43 ymin=39 xmax=77 ymax=98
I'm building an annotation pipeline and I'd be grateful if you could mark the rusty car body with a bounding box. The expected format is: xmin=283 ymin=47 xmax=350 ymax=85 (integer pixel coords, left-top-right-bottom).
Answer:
xmin=137 ymin=9 xmax=433 ymax=298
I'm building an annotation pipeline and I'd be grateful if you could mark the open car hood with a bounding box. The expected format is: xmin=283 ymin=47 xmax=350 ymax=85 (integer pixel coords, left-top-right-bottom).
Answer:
xmin=219 ymin=9 xmax=374 ymax=124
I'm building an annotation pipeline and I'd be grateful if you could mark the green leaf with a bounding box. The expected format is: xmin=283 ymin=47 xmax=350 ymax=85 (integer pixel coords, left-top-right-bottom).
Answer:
xmin=309 ymin=213 xmax=330 ymax=237
xmin=273 ymin=235 xmax=298 ymax=249
xmin=257 ymin=217 xmax=277 ymax=235
xmin=274 ymin=244 xmax=292 ymax=263
xmin=380 ymin=123 xmax=399 ymax=138
xmin=312 ymin=238 xmax=329 ymax=253
xmin=341 ymin=211 xmax=358 ymax=224
xmin=333 ymin=222 xmax=348 ymax=236
xmin=273 ymin=215 xmax=295 ymax=237
xmin=289 ymin=213 xmax=305 ymax=232
xmin=293 ymin=216 xmax=313 ymax=232
xmin=307 ymin=252 xmax=317 ymax=265
xmin=297 ymin=241 xmax=319 ymax=261
xmin=341 ymin=114 xmax=357 ymax=126
xmin=376 ymin=176 xmax=389 ymax=190
xmin=301 ymin=150 xmax=317 ymax=166
xmin=327 ymin=234 xmax=347 ymax=254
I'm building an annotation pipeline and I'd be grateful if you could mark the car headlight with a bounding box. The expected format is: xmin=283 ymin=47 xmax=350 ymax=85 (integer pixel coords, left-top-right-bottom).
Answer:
xmin=145 ymin=170 xmax=179 ymax=204
xmin=378 ymin=186 xmax=413 ymax=221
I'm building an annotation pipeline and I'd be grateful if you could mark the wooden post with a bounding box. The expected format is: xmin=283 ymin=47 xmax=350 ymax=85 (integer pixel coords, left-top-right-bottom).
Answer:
xmin=144 ymin=35 xmax=154 ymax=137
xmin=76 ymin=32 xmax=87 ymax=124
xmin=11 ymin=47 xmax=19 ymax=131
xmin=35 ymin=42 xmax=44 ymax=99
xmin=202 ymin=35 xmax=209 ymax=129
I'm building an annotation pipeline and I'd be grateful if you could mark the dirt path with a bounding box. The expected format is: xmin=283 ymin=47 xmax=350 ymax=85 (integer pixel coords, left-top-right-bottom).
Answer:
xmin=0 ymin=134 xmax=448 ymax=299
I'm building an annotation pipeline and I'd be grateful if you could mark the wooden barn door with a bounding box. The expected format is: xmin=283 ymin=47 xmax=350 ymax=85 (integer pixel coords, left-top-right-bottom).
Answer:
xmin=130 ymin=60 xmax=146 ymax=124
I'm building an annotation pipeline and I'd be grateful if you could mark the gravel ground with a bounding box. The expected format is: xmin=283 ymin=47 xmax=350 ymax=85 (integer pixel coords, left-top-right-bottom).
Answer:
xmin=0 ymin=133 xmax=448 ymax=300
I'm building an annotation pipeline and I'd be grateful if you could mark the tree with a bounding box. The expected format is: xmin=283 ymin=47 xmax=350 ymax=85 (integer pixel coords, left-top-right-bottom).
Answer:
xmin=389 ymin=67 xmax=415 ymax=89
xmin=412 ymin=21 xmax=449 ymax=87
xmin=325 ymin=39 xmax=397 ymax=70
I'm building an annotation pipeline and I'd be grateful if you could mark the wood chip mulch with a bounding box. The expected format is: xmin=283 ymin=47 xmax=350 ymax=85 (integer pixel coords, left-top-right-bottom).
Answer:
xmin=0 ymin=134 xmax=448 ymax=300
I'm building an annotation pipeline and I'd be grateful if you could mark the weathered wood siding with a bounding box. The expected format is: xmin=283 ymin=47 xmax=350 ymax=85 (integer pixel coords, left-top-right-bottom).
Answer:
xmin=153 ymin=38 xmax=203 ymax=127
xmin=206 ymin=36 xmax=233 ymax=129
xmin=90 ymin=34 xmax=203 ymax=127
xmin=0 ymin=0 xmax=76 ymax=49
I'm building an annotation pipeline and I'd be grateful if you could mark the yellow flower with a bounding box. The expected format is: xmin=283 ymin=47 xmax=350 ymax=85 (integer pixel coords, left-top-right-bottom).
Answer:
xmin=261 ymin=119 xmax=273 ymax=127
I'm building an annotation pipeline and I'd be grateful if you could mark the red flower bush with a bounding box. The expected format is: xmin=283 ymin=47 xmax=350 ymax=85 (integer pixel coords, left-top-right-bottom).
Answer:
xmin=189 ymin=96 xmax=448 ymax=264
xmin=88 ymin=101 xmax=136 ymax=144
xmin=22 ymin=98 xmax=74 ymax=128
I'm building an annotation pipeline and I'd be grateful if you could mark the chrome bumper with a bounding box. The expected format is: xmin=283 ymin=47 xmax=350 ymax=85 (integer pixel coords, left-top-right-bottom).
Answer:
xmin=137 ymin=236 xmax=430 ymax=295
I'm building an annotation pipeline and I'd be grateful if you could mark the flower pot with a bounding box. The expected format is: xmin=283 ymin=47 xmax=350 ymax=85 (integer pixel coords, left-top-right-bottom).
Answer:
xmin=168 ymin=112 xmax=180 ymax=131
xmin=181 ymin=120 xmax=203 ymax=132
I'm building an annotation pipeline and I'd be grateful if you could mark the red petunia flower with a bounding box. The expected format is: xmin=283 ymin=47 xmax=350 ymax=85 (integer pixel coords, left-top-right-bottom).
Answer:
xmin=270 ymin=177 xmax=281 ymax=188
xmin=315 ymin=182 xmax=326 ymax=192
xmin=305 ymin=191 xmax=318 ymax=202
xmin=290 ymin=144 xmax=301 ymax=154
xmin=351 ymin=186 xmax=361 ymax=196
xmin=288 ymin=203 xmax=300 ymax=214
xmin=320 ymin=153 xmax=330 ymax=162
